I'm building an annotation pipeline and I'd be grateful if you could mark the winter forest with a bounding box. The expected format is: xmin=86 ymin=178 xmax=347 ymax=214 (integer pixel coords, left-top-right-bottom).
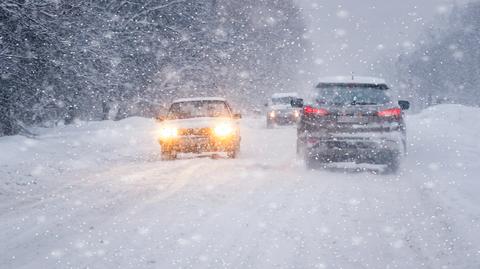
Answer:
xmin=1 ymin=1 xmax=479 ymax=136
xmin=395 ymin=2 xmax=480 ymax=107
xmin=1 ymin=0 xmax=307 ymax=136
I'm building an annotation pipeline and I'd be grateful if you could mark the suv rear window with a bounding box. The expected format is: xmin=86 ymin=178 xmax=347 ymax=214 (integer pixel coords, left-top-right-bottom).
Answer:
xmin=168 ymin=100 xmax=231 ymax=120
xmin=315 ymin=85 xmax=391 ymax=106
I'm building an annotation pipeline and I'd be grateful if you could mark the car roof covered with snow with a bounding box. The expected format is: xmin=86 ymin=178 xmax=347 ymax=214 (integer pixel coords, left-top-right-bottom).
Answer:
xmin=271 ymin=92 xmax=298 ymax=98
xmin=172 ymin=97 xmax=227 ymax=103
xmin=317 ymin=76 xmax=389 ymax=89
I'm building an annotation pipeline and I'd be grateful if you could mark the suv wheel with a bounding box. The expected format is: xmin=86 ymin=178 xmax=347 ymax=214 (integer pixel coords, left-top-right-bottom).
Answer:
xmin=305 ymin=155 xmax=317 ymax=169
xmin=227 ymin=150 xmax=237 ymax=159
xmin=227 ymin=143 xmax=240 ymax=159
xmin=305 ymin=152 xmax=327 ymax=170
xmin=402 ymin=138 xmax=407 ymax=155
xmin=296 ymin=138 xmax=305 ymax=157
xmin=384 ymin=151 xmax=400 ymax=174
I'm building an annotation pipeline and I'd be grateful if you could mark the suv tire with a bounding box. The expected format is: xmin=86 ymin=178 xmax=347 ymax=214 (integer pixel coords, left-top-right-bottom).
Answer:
xmin=296 ymin=138 xmax=306 ymax=157
xmin=384 ymin=151 xmax=400 ymax=174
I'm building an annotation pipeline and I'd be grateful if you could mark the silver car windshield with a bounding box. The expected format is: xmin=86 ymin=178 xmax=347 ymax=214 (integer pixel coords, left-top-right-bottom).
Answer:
xmin=272 ymin=97 xmax=295 ymax=105
xmin=315 ymin=86 xmax=391 ymax=106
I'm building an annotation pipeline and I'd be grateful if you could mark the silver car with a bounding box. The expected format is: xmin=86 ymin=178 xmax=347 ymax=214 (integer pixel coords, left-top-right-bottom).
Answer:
xmin=266 ymin=92 xmax=301 ymax=128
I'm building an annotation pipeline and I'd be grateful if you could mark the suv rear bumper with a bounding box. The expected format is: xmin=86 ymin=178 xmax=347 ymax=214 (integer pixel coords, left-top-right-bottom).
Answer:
xmin=305 ymin=132 xmax=403 ymax=162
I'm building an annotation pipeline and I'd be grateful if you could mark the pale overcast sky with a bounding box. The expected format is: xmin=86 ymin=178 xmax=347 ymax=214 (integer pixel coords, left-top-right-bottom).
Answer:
xmin=296 ymin=0 xmax=472 ymax=77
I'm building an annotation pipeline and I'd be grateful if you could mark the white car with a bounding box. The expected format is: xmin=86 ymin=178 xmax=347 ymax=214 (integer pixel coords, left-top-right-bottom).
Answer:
xmin=266 ymin=92 xmax=301 ymax=128
xmin=157 ymin=97 xmax=241 ymax=160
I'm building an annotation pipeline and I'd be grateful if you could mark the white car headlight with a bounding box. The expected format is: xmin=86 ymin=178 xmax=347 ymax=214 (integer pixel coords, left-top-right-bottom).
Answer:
xmin=159 ymin=127 xmax=178 ymax=139
xmin=214 ymin=123 xmax=234 ymax=137
xmin=269 ymin=111 xmax=276 ymax=118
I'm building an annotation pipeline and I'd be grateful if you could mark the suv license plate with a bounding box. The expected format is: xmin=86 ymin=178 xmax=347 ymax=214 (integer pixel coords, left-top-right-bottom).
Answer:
xmin=337 ymin=116 xmax=361 ymax=123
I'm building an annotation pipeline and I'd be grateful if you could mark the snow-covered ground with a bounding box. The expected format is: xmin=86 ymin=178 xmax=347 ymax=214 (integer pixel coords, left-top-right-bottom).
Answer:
xmin=1 ymin=105 xmax=479 ymax=268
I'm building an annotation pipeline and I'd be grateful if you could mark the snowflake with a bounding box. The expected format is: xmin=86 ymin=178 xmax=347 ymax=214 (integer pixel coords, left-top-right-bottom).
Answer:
xmin=452 ymin=51 xmax=464 ymax=60
xmin=336 ymin=10 xmax=349 ymax=19
xmin=334 ymin=28 xmax=347 ymax=38
xmin=436 ymin=5 xmax=449 ymax=15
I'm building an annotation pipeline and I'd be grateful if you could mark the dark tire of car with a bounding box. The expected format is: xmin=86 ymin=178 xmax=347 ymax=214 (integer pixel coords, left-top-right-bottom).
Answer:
xmin=383 ymin=151 xmax=401 ymax=174
xmin=304 ymin=151 xmax=327 ymax=170
xmin=161 ymin=150 xmax=177 ymax=161
xmin=305 ymin=155 xmax=317 ymax=170
xmin=402 ymin=138 xmax=408 ymax=155
xmin=227 ymin=147 xmax=239 ymax=159
xmin=305 ymin=156 xmax=326 ymax=170
xmin=227 ymin=150 xmax=236 ymax=159
xmin=296 ymin=138 xmax=305 ymax=157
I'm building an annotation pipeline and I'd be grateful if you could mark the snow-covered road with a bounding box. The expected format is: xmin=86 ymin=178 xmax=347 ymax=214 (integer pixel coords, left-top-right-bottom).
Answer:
xmin=1 ymin=105 xmax=479 ymax=268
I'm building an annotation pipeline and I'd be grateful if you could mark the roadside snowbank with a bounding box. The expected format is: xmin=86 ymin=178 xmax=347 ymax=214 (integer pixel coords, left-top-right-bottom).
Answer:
xmin=0 ymin=118 xmax=158 ymax=206
xmin=404 ymin=104 xmax=480 ymax=265
xmin=408 ymin=104 xmax=480 ymax=205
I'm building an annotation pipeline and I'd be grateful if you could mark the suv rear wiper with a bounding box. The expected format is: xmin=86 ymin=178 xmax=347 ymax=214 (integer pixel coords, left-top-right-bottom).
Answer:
xmin=350 ymin=101 xmax=377 ymax=105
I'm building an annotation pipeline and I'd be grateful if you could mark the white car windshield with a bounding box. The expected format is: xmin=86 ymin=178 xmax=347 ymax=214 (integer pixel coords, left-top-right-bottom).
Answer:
xmin=167 ymin=100 xmax=231 ymax=120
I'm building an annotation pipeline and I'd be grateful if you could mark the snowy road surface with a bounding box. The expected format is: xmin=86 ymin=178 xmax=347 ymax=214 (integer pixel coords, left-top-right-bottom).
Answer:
xmin=1 ymin=105 xmax=479 ymax=268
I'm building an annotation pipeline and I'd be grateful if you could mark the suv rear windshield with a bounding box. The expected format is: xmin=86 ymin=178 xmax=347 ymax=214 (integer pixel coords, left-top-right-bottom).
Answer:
xmin=315 ymin=85 xmax=390 ymax=106
xmin=168 ymin=100 xmax=231 ymax=120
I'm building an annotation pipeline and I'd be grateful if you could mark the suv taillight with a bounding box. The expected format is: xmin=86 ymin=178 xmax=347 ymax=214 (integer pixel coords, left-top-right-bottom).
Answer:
xmin=304 ymin=106 xmax=329 ymax=116
xmin=378 ymin=108 xmax=402 ymax=118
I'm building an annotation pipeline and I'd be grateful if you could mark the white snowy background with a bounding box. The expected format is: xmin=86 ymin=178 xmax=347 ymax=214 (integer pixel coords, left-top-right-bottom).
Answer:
xmin=1 ymin=0 xmax=480 ymax=268
xmin=296 ymin=0 xmax=470 ymax=75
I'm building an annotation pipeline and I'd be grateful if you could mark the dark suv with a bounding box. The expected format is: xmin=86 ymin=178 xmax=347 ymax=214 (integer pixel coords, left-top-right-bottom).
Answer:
xmin=292 ymin=77 xmax=410 ymax=172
